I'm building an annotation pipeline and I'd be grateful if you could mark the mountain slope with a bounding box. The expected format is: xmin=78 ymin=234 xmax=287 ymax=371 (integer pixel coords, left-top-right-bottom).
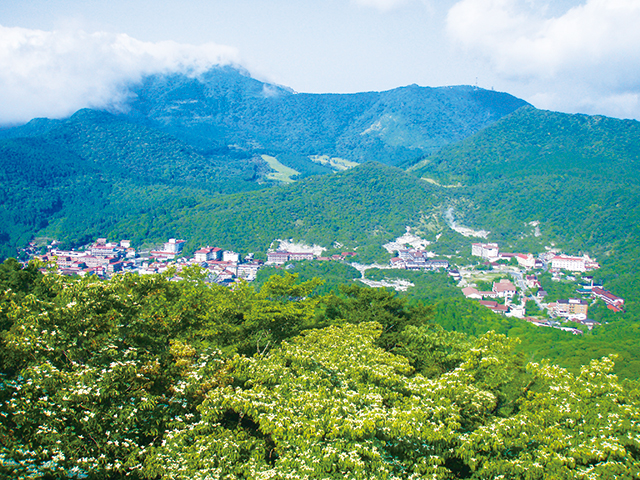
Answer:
xmin=0 ymin=66 xmax=529 ymax=257
xmin=409 ymin=106 xmax=640 ymax=298
xmin=123 ymin=66 xmax=529 ymax=166
xmin=0 ymin=109 xmax=276 ymax=257
xmin=409 ymin=106 xmax=640 ymax=246
xmin=43 ymin=109 xmax=267 ymax=189
xmin=38 ymin=161 xmax=440 ymax=261
xmin=0 ymin=136 xmax=109 ymax=257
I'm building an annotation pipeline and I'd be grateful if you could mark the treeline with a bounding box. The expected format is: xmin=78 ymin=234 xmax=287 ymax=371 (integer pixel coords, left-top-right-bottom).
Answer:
xmin=0 ymin=108 xmax=274 ymax=258
xmin=81 ymin=161 xmax=440 ymax=262
xmin=407 ymin=106 xmax=640 ymax=368
xmin=1 ymin=261 xmax=638 ymax=479
xmin=291 ymin=264 xmax=640 ymax=380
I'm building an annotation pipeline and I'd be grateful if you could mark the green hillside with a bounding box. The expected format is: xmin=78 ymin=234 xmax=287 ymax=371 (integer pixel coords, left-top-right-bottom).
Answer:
xmin=40 ymin=161 xmax=439 ymax=261
xmin=409 ymin=106 xmax=640 ymax=276
xmin=0 ymin=66 xmax=529 ymax=256
xmin=408 ymin=106 xmax=640 ymax=376
xmin=44 ymin=109 xmax=268 ymax=190
xmin=125 ymin=66 xmax=529 ymax=166
xmin=2 ymin=76 xmax=640 ymax=383
xmin=0 ymin=137 xmax=109 ymax=258
xmin=0 ymin=109 xmax=277 ymax=258
xmin=1 ymin=265 xmax=638 ymax=479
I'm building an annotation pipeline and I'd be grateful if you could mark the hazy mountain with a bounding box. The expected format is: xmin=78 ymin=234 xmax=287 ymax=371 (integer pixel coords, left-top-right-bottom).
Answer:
xmin=122 ymin=65 xmax=530 ymax=167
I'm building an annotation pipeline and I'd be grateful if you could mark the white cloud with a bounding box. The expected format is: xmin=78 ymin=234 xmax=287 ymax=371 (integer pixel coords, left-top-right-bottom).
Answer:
xmin=446 ymin=0 xmax=640 ymax=119
xmin=0 ymin=25 xmax=239 ymax=125
xmin=352 ymin=0 xmax=413 ymax=12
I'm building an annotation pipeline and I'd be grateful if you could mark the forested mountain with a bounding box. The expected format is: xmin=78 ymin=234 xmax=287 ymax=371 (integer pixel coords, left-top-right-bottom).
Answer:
xmin=0 ymin=65 xmax=529 ymax=258
xmin=0 ymin=108 xmax=274 ymax=259
xmin=1 ymin=66 xmax=527 ymax=172
xmin=3 ymin=65 xmax=640 ymax=479
xmin=408 ymin=106 xmax=640 ymax=299
xmin=4 ymin=161 xmax=436 ymax=262
xmin=122 ymin=65 xmax=529 ymax=166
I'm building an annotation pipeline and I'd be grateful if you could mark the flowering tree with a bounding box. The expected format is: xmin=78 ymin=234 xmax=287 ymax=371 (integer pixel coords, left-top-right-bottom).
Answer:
xmin=1 ymin=267 xmax=639 ymax=479
xmin=145 ymin=323 xmax=640 ymax=478
xmin=0 ymin=270 xmax=320 ymax=478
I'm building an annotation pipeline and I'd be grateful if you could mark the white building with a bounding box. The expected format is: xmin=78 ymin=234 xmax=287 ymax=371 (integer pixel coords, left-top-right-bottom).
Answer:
xmin=164 ymin=238 xmax=186 ymax=254
xmin=237 ymin=262 xmax=263 ymax=281
xmin=551 ymin=254 xmax=599 ymax=272
xmin=223 ymin=251 xmax=241 ymax=263
xmin=471 ymin=242 xmax=499 ymax=259
xmin=492 ymin=279 xmax=517 ymax=298
xmin=516 ymin=253 xmax=536 ymax=269
xmin=194 ymin=247 xmax=222 ymax=263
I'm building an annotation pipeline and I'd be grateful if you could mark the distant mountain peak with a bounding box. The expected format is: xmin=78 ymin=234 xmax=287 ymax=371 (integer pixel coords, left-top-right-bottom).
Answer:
xmin=114 ymin=67 xmax=529 ymax=167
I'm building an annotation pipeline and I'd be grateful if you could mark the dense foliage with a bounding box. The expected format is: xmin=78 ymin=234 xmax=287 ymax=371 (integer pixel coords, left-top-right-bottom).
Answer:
xmin=19 ymin=161 xmax=436 ymax=262
xmin=408 ymin=106 xmax=640 ymax=377
xmin=0 ymin=108 xmax=274 ymax=258
xmin=1 ymin=264 xmax=639 ymax=479
xmin=0 ymin=66 xmax=526 ymax=258
xmin=124 ymin=66 xmax=528 ymax=166
xmin=409 ymin=106 xmax=640 ymax=261
xmin=3 ymin=70 xmax=640 ymax=457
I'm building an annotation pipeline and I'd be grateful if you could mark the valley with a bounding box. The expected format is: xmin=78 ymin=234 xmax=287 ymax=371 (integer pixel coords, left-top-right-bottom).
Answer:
xmin=2 ymin=65 xmax=640 ymax=478
xmin=20 ymin=221 xmax=632 ymax=376
xmin=2 ymin=65 xmax=639 ymax=381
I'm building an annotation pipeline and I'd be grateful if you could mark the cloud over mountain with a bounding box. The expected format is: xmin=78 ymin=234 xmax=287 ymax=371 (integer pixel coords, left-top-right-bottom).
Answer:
xmin=0 ymin=25 xmax=239 ymax=125
xmin=446 ymin=0 xmax=640 ymax=119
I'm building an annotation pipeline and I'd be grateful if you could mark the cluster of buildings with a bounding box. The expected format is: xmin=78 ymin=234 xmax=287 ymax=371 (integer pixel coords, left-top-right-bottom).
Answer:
xmin=462 ymin=279 xmax=522 ymax=316
xmin=577 ymin=278 xmax=625 ymax=313
xmin=462 ymin=278 xmax=517 ymax=300
xmin=463 ymin=242 xmax=624 ymax=331
xmin=388 ymin=249 xmax=449 ymax=270
xmin=266 ymin=250 xmax=357 ymax=265
xmin=23 ymin=235 xmax=627 ymax=331
xmin=471 ymin=242 xmax=600 ymax=272
xmin=37 ymin=238 xmax=135 ymax=277
xmin=33 ymin=238 xmax=261 ymax=284
xmin=31 ymin=238 xmax=362 ymax=284
xmin=266 ymin=251 xmax=315 ymax=264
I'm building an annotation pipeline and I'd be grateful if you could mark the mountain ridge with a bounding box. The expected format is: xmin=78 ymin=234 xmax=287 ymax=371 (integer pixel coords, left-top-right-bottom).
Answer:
xmin=1 ymin=66 xmax=637 ymax=266
xmin=119 ymin=65 xmax=530 ymax=166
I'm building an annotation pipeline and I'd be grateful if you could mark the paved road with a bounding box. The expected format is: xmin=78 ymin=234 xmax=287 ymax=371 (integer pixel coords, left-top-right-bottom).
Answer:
xmin=511 ymin=269 xmax=545 ymax=311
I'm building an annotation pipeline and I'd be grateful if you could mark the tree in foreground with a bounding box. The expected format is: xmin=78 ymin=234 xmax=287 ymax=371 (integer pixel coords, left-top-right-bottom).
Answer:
xmin=147 ymin=324 xmax=640 ymax=479
xmin=0 ymin=267 xmax=638 ymax=478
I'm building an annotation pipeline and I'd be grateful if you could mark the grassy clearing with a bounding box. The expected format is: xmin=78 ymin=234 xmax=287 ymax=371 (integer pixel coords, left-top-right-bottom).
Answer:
xmin=261 ymin=155 xmax=300 ymax=183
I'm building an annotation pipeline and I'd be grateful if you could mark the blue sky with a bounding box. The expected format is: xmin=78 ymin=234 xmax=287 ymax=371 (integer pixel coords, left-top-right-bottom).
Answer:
xmin=1 ymin=0 xmax=639 ymax=124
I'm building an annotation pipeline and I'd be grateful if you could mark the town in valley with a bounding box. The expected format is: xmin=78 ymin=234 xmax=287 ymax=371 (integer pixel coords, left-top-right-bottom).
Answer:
xmin=20 ymin=234 xmax=625 ymax=336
